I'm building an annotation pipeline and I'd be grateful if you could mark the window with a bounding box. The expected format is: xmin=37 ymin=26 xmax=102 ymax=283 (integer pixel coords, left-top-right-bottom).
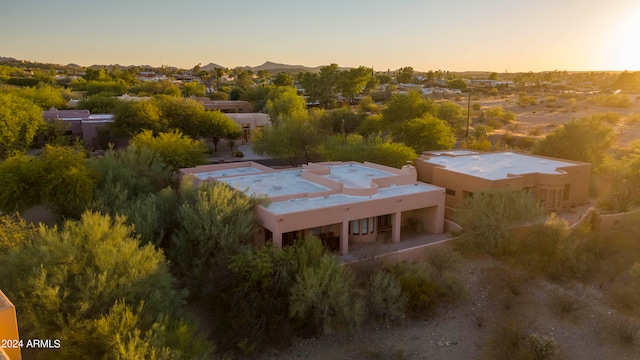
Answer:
xmin=463 ymin=190 xmax=474 ymax=199
xmin=563 ymin=184 xmax=570 ymax=201
xmin=539 ymin=189 xmax=547 ymax=207
xmin=351 ymin=217 xmax=375 ymax=235
xmin=445 ymin=188 xmax=456 ymax=196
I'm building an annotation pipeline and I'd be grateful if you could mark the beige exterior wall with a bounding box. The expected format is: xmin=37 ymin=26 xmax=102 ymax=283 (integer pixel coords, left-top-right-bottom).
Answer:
xmin=0 ymin=290 xmax=21 ymax=360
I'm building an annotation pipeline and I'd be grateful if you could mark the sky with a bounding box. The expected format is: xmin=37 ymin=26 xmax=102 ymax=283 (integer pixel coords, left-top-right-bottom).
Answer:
xmin=1 ymin=0 xmax=639 ymax=72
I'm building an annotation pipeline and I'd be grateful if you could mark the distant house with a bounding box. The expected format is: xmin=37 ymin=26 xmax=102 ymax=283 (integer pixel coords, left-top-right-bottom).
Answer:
xmin=415 ymin=150 xmax=591 ymax=219
xmin=224 ymin=113 xmax=270 ymax=143
xmin=180 ymin=161 xmax=446 ymax=255
xmin=190 ymin=97 xmax=253 ymax=113
xmin=42 ymin=107 xmax=114 ymax=149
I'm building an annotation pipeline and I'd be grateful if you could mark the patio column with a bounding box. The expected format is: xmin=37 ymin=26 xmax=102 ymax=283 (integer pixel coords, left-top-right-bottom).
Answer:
xmin=272 ymin=231 xmax=282 ymax=250
xmin=340 ymin=220 xmax=349 ymax=255
xmin=391 ymin=210 xmax=401 ymax=243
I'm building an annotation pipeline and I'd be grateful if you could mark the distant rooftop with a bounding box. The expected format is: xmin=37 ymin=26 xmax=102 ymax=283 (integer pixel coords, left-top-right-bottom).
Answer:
xmin=421 ymin=152 xmax=581 ymax=180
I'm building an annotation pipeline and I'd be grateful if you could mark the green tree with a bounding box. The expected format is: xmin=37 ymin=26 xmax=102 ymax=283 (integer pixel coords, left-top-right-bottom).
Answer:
xmin=85 ymin=80 xmax=129 ymax=96
xmin=88 ymin=144 xmax=176 ymax=245
xmin=0 ymin=211 xmax=209 ymax=359
xmin=0 ymin=145 xmax=97 ymax=217
xmin=111 ymin=98 xmax=167 ymax=136
xmin=436 ymin=101 xmax=466 ymax=132
xmin=0 ymin=93 xmax=44 ymax=158
xmin=217 ymin=237 xmax=362 ymax=353
xmin=273 ymin=72 xmax=294 ymax=87
xmin=381 ymin=91 xmax=434 ymax=133
xmin=532 ymin=116 xmax=614 ymax=169
xmin=198 ymin=111 xmax=241 ymax=152
xmin=129 ymin=80 xmax=181 ymax=97
xmin=170 ymin=179 xmax=260 ymax=286
xmin=253 ymin=114 xmax=323 ymax=166
xmin=183 ymin=81 xmax=206 ymax=97
xmin=266 ymin=86 xmax=308 ymax=127
xmin=396 ymin=67 xmax=415 ymax=84
xmin=131 ymin=130 xmax=209 ymax=171
xmin=321 ymin=133 xmax=417 ymax=168
xmin=455 ymin=189 xmax=543 ymax=254
xmin=400 ymin=115 xmax=456 ymax=152
xmin=317 ymin=64 xmax=341 ymax=108
xmin=156 ymin=96 xmax=206 ymax=137
xmin=338 ymin=66 xmax=372 ymax=104
xmin=76 ymin=95 xmax=122 ymax=113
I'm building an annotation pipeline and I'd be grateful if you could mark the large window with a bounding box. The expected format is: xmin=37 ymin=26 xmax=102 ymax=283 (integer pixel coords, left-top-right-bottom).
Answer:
xmin=351 ymin=217 xmax=375 ymax=235
xmin=563 ymin=184 xmax=570 ymax=201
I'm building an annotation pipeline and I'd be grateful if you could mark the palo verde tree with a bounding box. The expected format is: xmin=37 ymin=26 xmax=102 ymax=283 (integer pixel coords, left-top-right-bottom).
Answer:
xmin=0 ymin=211 xmax=212 ymax=359
xmin=454 ymin=189 xmax=544 ymax=254
xmin=170 ymin=178 xmax=262 ymax=288
xmin=131 ymin=130 xmax=210 ymax=171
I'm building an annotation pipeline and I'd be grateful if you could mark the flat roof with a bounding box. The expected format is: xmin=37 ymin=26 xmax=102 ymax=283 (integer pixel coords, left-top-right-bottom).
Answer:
xmin=219 ymin=169 xmax=330 ymax=198
xmin=426 ymin=150 xmax=479 ymax=156
xmin=266 ymin=183 xmax=441 ymax=215
xmin=323 ymin=163 xmax=394 ymax=188
xmin=422 ymin=152 xmax=580 ymax=180
xmin=194 ymin=166 xmax=263 ymax=180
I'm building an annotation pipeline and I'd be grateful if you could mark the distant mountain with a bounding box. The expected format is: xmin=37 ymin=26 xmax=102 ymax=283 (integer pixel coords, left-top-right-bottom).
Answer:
xmin=245 ymin=61 xmax=319 ymax=73
xmin=201 ymin=62 xmax=226 ymax=71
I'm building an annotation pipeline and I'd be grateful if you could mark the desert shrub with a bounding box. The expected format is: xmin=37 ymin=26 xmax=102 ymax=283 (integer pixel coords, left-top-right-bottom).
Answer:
xmin=426 ymin=247 xmax=462 ymax=276
xmin=600 ymin=316 xmax=640 ymax=346
xmin=518 ymin=92 xmax=538 ymax=106
xmin=0 ymin=214 xmax=36 ymax=254
xmin=389 ymin=261 xmax=465 ymax=319
xmin=366 ymin=270 xmax=407 ymax=324
xmin=586 ymin=93 xmax=632 ymax=108
xmin=626 ymin=113 xmax=640 ymax=124
xmin=481 ymin=317 xmax=564 ymax=360
xmin=592 ymin=111 xmax=622 ymax=125
xmin=549 ymin=291 xmax=585 ymax=319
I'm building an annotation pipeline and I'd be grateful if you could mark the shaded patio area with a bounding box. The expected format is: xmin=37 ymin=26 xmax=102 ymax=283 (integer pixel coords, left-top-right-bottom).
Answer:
xmin=339 ymin=229 xmax=456 ymax=265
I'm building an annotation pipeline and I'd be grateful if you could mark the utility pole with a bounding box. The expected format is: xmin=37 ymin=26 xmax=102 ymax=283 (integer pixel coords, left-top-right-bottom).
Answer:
xmin=466 ymin=87 xmax=471 ymax=138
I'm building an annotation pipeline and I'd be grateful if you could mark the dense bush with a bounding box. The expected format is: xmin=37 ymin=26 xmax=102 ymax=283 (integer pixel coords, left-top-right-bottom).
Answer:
xmin=213 ymin=237 xmax=362 ymax=354
xmin=455 ymin=189 xmax=543 ymax=254
xmin=0 ymin=211 xmax=211 ymax=359
xmin=586 ymin=93 xmax=632 ymax=108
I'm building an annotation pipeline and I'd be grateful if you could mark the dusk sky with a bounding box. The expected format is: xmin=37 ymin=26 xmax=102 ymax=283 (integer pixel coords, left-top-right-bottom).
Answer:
xmin=1 ymin=0 xmax=639 ymax=72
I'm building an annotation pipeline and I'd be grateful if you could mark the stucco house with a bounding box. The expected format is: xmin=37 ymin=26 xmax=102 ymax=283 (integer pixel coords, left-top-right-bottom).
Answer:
xmin=42 ymin=107 xmax=113 ymax=149
xmin=180 ymin=161 xmax=446 ymax=255
xmin=414 ymin=150 xmax=592 ymax=219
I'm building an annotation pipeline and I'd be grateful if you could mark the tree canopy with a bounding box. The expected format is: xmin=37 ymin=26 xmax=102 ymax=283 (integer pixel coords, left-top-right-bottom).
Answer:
xmin=0 ymin=93 xmax=45 ymax=158
xmin=131 ymin=130 xmax=210 ymax=171
xmin=532 ymin=116 xmax=615 ymax=169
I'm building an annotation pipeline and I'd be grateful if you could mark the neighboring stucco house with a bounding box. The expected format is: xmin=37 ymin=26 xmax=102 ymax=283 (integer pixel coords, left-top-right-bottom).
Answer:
xmin=42 ymin=107 xmax=113 ymax=149
xmin=414 ymin=150 xmax=591 ymax=219
xmin=224 ymin=113 xmax=270 ymax=142
xmin=180 ymin=161 xmax=446 ymax=255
